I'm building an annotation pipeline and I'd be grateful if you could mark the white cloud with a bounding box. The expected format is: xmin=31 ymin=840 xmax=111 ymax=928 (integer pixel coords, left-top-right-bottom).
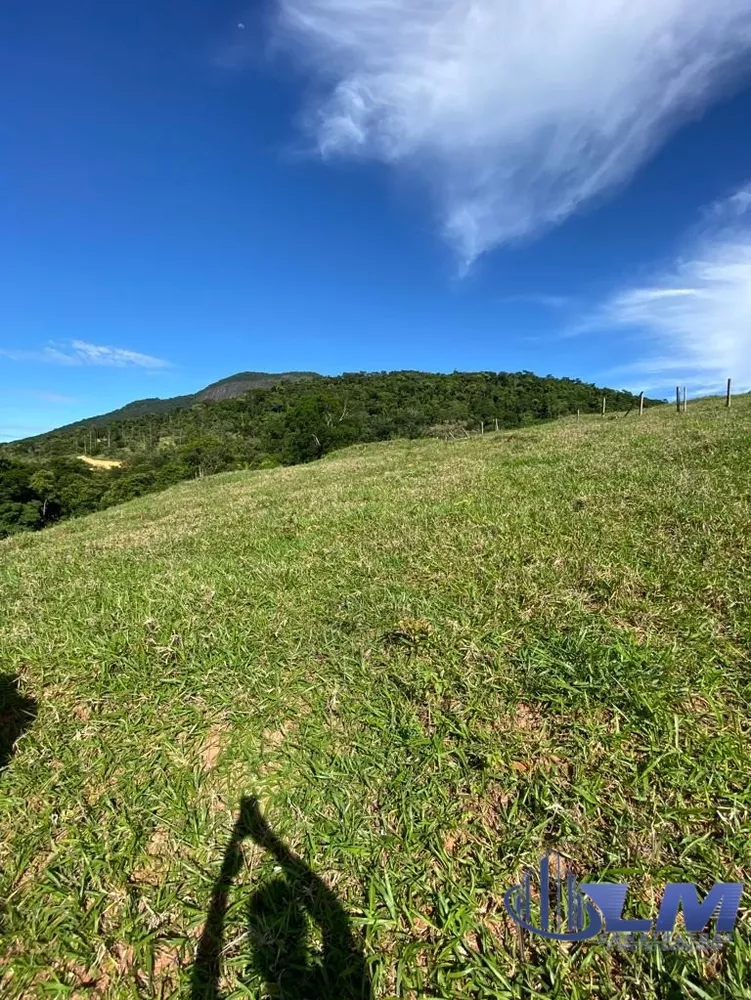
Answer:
xmin=67 ymin=340 xmax=170 ymax=368
xmin=273 ymin=0 xmax=751 ymax=264
xmin=0 ymin=340 xmax=170 ymax=369
xmin=588 ymin=185 xmax=751 ymax=394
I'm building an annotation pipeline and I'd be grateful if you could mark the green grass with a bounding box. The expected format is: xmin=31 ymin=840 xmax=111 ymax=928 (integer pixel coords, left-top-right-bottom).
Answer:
xmin=1 ymin=397 xmax=750 ymax=998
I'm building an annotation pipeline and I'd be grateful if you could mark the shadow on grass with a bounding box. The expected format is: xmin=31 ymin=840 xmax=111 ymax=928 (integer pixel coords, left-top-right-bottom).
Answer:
xmin=191 ymin=795 xmax=372 ymax=999
xmin=0 ymin=674 xmax=37 ymax=773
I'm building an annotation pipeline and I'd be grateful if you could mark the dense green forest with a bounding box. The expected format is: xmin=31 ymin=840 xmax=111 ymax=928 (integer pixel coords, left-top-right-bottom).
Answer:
xmin=0 ymin=370 xmax=661 ymax=538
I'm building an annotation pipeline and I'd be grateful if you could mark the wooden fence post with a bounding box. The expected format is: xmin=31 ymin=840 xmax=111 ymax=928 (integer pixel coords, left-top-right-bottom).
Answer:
xmin=726 ymin=378 xmax=732 ymax=408
xmin=577 ymin=409 xmax=580 ymax=422
xmin=682 ymin=386 xmax=687 ymax=413
xmin=676 ymin=386 xmax=681 ymax=413
xmin=494 ymin=418 xmax=499 ymax=432
xmin=601 ymin=396 xmax=606 ymax=416
xmin=639 ymin=392 xmax=644 ymax=417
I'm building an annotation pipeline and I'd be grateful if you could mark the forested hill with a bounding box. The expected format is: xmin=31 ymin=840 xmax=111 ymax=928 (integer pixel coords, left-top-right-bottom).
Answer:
xmin=0 ymin=370 xmax=662 ymax=539
xmin=17 ymin=370 xmax=322 ymax=432
xmin=5 ymin=371 xmax=658 ymax=459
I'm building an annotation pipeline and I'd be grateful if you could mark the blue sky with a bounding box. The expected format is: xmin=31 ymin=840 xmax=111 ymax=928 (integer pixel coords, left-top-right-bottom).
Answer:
xmin=2 ymin=0 xmax=751 ymax=441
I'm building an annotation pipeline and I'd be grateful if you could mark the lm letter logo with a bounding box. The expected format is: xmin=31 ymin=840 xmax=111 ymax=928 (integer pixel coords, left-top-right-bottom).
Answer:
xmin=503 ymin=853 xmax=743 ymax=946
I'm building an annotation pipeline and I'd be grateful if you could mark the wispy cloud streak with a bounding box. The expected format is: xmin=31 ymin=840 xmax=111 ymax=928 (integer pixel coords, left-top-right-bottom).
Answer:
xmin=273 ymin=0 xmax=751 ymax=264
xmin=588 ymin=185 xmax=751 ymax=393
xmin=0 ymin=340 xmax=170 ymax=369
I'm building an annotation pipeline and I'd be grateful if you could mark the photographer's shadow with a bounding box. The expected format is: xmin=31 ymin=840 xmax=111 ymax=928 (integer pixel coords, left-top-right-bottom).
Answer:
xmin=191 ymin=796 xmax=371 ymax=999
xmin=0 ymin=674 xmax=37 ymax=773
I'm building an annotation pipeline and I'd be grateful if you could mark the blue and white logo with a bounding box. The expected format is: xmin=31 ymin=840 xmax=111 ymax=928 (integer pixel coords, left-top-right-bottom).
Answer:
xmin=503 ymin=853 xmax=743 ymax=952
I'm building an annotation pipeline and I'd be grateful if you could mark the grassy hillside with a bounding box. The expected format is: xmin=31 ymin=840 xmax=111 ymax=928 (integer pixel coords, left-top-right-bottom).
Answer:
xmin=0 ymin=371 xmax=658 ymax=542
xmin=0 ymin=397 xmax=749 ymax=998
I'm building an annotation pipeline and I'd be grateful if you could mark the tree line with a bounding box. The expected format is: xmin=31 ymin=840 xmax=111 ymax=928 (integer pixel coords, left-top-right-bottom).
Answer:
xmin=0 ymin=370 xmax=661 ymax=538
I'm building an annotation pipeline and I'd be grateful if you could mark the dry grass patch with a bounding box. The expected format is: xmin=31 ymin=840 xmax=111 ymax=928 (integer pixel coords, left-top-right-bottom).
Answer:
xmin=78 ymin=456 xmax=124 ymax=470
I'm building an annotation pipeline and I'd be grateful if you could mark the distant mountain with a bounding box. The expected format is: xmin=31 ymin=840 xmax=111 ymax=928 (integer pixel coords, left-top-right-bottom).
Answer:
xmin=10 ymin=371 xmax=321 ymax=439
xmin=196 ymin=371 xmax=321 ymax=402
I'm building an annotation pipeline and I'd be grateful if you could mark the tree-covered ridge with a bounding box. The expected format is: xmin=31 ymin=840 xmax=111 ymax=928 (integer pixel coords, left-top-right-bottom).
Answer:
xmin=14 ymin=371 xmax=322 ymax=435
xmin=0 ymin=370 xmax=661 ymax=538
